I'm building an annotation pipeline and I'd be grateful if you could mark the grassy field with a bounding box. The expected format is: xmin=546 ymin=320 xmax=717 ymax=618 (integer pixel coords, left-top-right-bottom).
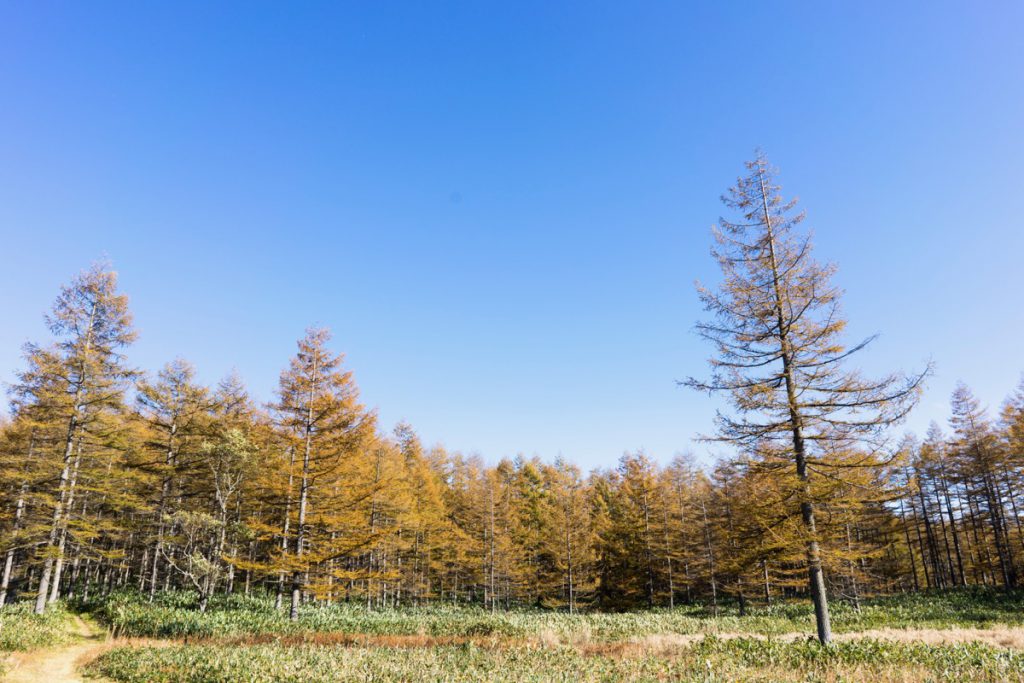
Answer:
xmin=6 ymin=590 xmax=1024 ymax=681
xmin=86 ymin=637 xmax=1024 ymax=683
xmin=83 ymin=587 xmax=1024 ymax=641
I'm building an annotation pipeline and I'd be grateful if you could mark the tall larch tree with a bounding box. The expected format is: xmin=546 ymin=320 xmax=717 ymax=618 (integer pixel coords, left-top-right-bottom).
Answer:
xmin=545 ymin=457 xmax=593 ymax=613
xmin=950 ymin=382 xmax=1016 ymax=588
xmin=393 ymin=423 xmax=451 ymax=605
xmin=9 ymin=264 xmax=137 ymax=614
xmin=273 ymin=327 xmax=374 ymax=620
xmin=686 ymin=153 xmax=927 ymax=643
xmin=135 ymin=359 xmax=211 ymax=600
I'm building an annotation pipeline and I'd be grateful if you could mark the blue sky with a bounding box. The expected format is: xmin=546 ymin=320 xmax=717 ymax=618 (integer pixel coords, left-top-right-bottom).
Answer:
xmin=1 ymin=2 xmax=1022 ymax=469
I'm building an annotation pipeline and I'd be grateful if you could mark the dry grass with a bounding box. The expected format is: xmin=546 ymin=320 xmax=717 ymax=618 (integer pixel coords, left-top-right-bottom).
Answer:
xmin=191 ymin=624 xmax=1024 ymax=657
xmin=189 ymin=630 xmax=526 ymax=650
xmin=834 ymin=626 xmax=1024 ymax=649
xmin=572 ymin=626 xmax=1024 ymax=658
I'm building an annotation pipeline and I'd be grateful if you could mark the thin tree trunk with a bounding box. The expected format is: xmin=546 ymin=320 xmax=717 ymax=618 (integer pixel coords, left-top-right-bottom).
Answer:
xmin=49 ymin=437 xmax=85 ymax=603
xmin=759 ymin=169 xmax=831 ymax=644
xmin=917 ymin=471 xmax=944 ymax=587
xmin=290 ymin=353 xmax=318 ymax=621
xmin=0 ymin=472 xmax=30 ymax=606
xmin=845 ymin=522 xmax=860 ymax=610
xmin=36 ymin=301 xmax=97 ymax=614
xmin=150 ymin=420 xmax=178 ymax=601
xmin=642 ymin=489 xmax=655 ymax=608
xmin=938 ymin=460 xmax=967 ymax=586
xmin=662 ymin=503 xmax=674 ymax=609
xmin=700 ymin=498 xmax=718 ymax=616
xmin=898 ymin=493 xmax=920 ymax=591
xmin=565 ymin=505 xmax=575 ymax=614
xmin=36 ymin=417 xmax=79 ymax=614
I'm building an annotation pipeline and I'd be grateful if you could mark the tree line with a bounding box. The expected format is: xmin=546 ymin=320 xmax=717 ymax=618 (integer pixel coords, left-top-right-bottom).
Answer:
xmin=1 ymin=155 xmax=1020 ymax=646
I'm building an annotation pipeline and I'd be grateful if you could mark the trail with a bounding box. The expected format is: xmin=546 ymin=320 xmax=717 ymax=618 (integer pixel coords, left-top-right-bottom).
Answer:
xmin=4 ymin=615 xmax=109 ymax=683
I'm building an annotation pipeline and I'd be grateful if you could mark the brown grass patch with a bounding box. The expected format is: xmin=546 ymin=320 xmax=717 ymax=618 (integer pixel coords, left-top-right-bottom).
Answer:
xmin=183 ymin=624 xmax=1024 ymax=656
xmin=834 ymin=626 xmax=1024 ymax=649
xmin=574 ymin=625 xmax=1024 ymax=658
xmin=198 ymin=631 xmax=528 ymax=651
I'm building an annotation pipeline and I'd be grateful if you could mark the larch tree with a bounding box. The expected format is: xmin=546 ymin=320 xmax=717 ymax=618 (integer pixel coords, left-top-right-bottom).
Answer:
xmin=10 ymin=260 xmax=1024 ymax=616
xmin=1002 ymin=378 xmax=1024 ymax=550
xmin=545 ymin=457 xmax=593 ymax=613
xmin=9 ymin=264 xmax=138 ymax=614
xmin=136 ymin=359 xmax=211 ymax=600
xmin=393 ymin=423 xmax=450 ymax=605
xmin=662 ymin=455 xmax=709 ymax=606
xmin=593 ymin=452 xmax=663 ymax=608
xmin=714 ymin=451 xmax=803 ymax=610
xmin=685 ymin=153 xmax=928 ymax=643
xmin=949 ymin=382 xmax=1016 ymax=588
xmin=0 ymin=418 xmax=48 ymax=605
xmin=1002 ymin=378 xmax=1024 ymax=464
xmin=187 ymin=375 xmax=258 ymax=611
xmin=919 ymin=422 xmax=968 ymax=587
xmin=273 ymin=327 xmax=374 ymax=620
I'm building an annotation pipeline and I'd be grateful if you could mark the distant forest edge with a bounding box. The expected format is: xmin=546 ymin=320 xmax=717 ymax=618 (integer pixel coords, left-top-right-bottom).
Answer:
xmin=2 ymin=156 xmax=1021 ymax=647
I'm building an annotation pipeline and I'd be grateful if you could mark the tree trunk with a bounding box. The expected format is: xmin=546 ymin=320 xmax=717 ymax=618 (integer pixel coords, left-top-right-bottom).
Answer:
xmin=290 ymin=353 xmax=318 ymax=621
xmin=150 ymin=421 xmax=178 ymax=601
xmin=35 ymin=301 xmax=96 ymax=614
xmin=938 ymin=461 xmax=967 ymax=586
xmin=642 ymin=490 xmax=655 ymax=608
xmin=759 ymin=169 xmax=831 ymax=644
xmin=36 ymin=417 xmax=78 ymax=614
xmin=0 ymin=480 xmax=29 ymax=606
xmin=898 ymin=493 xmax=920 ymax=591
xmin=700 ymin=498 xmax=718 ymax=616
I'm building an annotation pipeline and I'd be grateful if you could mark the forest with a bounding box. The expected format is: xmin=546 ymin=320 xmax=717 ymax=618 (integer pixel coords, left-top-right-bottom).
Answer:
xmin=3 ymin=156 xmax=1024 ymax=681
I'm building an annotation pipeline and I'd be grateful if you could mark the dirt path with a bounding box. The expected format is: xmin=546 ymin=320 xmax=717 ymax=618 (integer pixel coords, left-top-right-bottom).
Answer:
xmin=4 ymin=615 xmax=110 ymax=683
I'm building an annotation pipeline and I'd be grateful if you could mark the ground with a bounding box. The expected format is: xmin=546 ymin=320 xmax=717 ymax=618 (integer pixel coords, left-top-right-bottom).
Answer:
xmin=4 ymin=591 xmax=1024 ymax=682
xmin=4 ymin=615 xmax=104 ymax=683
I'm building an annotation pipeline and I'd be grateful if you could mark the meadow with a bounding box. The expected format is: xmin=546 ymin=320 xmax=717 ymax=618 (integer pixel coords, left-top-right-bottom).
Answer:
xmin=86 ymin=637 xmax=1024 ymax=683
xmin=0 ymin=590 xmax=1004 ymax=681
xmin=82 ymin=587 xmax=1024 ymax=642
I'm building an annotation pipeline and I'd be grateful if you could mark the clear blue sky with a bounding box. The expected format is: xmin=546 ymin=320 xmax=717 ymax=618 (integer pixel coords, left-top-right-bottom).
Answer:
xmin=1 ymin=2 xmax=1021 ymax=469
